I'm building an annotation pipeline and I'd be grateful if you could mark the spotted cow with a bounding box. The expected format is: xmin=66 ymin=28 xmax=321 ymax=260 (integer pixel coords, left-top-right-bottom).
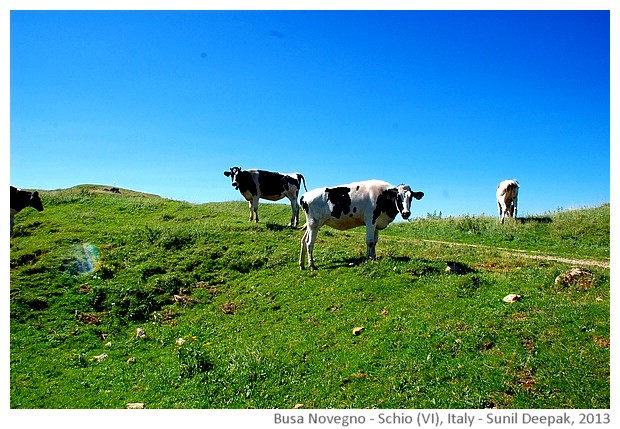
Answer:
xmin=299 ymin=180 xmax=424 ymax=270
xmin=496 ymin=179 xmax=520 ymax=223
xmin=224 ymin=167 xmax=307 ymax=226
xmin=10 ymin=186 xmax=44 ymax=234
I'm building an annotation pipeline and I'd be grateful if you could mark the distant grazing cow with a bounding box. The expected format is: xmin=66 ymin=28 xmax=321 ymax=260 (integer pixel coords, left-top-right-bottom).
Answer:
xmin=224 ymin=167 xmax=308 ymax=226
xmin=299 ymin=180 xmax=424 ymax=270
xmin=496 ymin=179 xmax=519 ymax=223
xmin=10 ymin=186 xmax=44 ymax=234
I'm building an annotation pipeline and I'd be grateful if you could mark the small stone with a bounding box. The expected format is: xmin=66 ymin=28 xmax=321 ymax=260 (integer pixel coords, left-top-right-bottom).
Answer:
xmin=352 ymin=327 xmax=364 ymax=336
xmin=503 ymin=293 xmax=522 ymax=303
xmin=555 ymin=267 xmax=594 ymax=289
xmin=126 ymin=402 xmax=145 ymax=409
xmin=127 ymin=357 xmax=137 ymax=364
xmin=93 ymin=353 xmax=108 ymax=362
xmin=136 ymin=328 xmax=146 ymax=338
xmin=221 ymin=302 xmax=237 ymax=314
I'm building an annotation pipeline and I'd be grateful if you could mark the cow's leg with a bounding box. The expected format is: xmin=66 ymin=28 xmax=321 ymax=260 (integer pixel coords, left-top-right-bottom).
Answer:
xmin=287 ymin=194 xmax=299 ymax=227
xmin=499 ymin=201 xmax=507 ymax=224
xmin=365 ymin=224 xmax=379 ymax=259
xmin=299 ymin=229 xmax=308 ymax=269
xmin=497 ymin=201 xmax=503 ymax=223
xmin=250 ymin=197 xmax=260 ymax=223
xmin=512 ymin=196 xmax=518 ymax=220
xmin=300 ymin=224 xmax=319 ymax=270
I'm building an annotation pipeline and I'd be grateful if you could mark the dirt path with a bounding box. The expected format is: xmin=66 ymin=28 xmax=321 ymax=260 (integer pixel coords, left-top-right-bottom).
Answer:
xmin=418 ymin=239 xmax=610 ymax=269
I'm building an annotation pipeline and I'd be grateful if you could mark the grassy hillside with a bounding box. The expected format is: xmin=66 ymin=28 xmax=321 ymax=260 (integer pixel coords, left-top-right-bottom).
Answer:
xmin=10 ymin=185 xmax=609 ymax=408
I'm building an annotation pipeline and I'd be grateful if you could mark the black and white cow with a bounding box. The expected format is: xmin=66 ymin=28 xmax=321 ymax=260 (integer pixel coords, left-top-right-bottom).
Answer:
xmin=10 ymin=186 xmax=44 ymax=234
xmin=299 ymin=180 xmax=424 ymax=270
xmin=224 ymin=167 xmax=308 ymax=227
xmin=496 ymin=179 xmax=519 ymax=224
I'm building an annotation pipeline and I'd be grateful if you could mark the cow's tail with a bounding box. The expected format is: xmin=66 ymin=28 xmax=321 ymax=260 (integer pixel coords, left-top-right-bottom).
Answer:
xmin=298 ymin=174 xmax=308 ymax=192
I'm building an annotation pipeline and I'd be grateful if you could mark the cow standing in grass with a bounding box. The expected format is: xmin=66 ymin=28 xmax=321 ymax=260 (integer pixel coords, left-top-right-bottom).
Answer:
xmin=10 ymin=186 xmax=44 ymax=234
xmin=299 ymin=180 xmax=424 ymax=270
xmin=224 ymin=167 xmax=307 ymax=227
xmin=496 ymin=179 xmax=519 ymax=223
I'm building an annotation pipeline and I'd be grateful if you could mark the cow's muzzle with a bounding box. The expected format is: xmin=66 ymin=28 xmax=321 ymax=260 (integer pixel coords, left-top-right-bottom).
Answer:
xmin=232 ymin=181 xmax=239 ymax=190
xmin=401 ymin=211 xmax=411 ymax=220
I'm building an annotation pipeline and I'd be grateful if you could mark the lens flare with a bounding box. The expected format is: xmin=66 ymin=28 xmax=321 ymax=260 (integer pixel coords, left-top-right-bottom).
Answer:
xmin=65 ymin=242 xmax=101 ymax=276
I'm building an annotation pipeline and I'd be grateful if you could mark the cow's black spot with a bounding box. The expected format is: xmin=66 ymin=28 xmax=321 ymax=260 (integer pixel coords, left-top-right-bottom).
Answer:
xmin=326 ymin=187 xmax=352 ymax=219
xmin=300 ymin=196 xmax=308 ymax=213
xmin=284 ymin=175 xmax=301 ymax=189
xmin=372 ymin=188 xmax=399 ymax=224
xmin=236 ymin=171 xmax=257 ymax=196
xmin=256 ymin=170 xmax=289 ymax=197
xmin=352 ymin=207 xmax=357 ymax=213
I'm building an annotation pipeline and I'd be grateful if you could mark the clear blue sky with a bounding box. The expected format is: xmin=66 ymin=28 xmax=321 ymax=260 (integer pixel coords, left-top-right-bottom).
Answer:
xmin=8 ymin=8 xmax=610 ymax=218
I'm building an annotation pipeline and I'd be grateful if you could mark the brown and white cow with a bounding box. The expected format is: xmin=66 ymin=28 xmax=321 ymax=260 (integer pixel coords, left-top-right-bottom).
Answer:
xmin=224 ymin=167 xmax=307 ymax=226
xmin=299 ymin=180 xmax=424 ymax=270
xmin=10 ymin=186 xmax=44 ymax=234
xmin=496 ymin=179 xmax=519 ymax=223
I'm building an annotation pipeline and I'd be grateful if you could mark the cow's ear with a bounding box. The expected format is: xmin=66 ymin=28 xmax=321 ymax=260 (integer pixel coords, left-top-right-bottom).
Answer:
xmin=413 ymin=191 xmax=424 ymax=200
xmin=33 ymin=191 xmax=39 ymax=196
xmin=224 ymin=171 xmax=231 ymax=177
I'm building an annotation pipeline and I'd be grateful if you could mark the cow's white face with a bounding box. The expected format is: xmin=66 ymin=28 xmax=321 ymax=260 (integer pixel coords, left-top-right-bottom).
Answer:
xmin=224 ymin=167 xmax=242 ymax=190
xmin=396 ymin=185 xmax=424 ymax=220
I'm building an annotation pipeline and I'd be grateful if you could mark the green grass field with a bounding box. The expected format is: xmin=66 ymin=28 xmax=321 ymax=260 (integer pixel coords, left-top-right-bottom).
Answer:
xmin=9 ymin=185 xmax=610 ymax=409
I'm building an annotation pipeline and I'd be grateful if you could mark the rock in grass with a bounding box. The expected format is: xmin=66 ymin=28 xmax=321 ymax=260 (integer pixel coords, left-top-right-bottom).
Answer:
xmin=126 ymin=402 xmax=145 ymax=409
xmin=92 ymin=353 xmax=108 ymax=362
xmin=352 ymin=327 xmax=365 ymax=336
xmin=136 ymin=327 xmax=146 ymax=338
xmin=502 ymin=293 xmax=522 ymax=303
xmin=222 ymin=302 xmax=237 ymax=314
xmin=554 ymin=267 xmax=594 ymax=289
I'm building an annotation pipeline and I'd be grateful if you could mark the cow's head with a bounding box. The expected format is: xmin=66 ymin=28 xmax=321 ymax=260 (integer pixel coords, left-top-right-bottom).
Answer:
xmin=395 ymin=185 xmax=423 ymax=220
xmin=224 ymin=167 xmax=243 ymax=190
xmin=30 ymin=191 xmax=44 ymax=212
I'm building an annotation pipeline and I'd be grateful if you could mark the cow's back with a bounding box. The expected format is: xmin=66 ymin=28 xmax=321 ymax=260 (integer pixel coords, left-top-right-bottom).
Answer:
xmin=496 ymin=180 xmax=519 ymax=207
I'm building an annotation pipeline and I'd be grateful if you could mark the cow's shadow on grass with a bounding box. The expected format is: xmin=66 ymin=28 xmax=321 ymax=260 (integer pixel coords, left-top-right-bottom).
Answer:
xmin=326 ymin=255 xmax=413 ymax=269
xmin=326 ymin=255 xmax=478 ymax=277
xmin=444 ymin=261 xmax=476 ymax=274
xmin=265 ymin=222 xmax=292 ymax=232
xmin=327 ymin=256 xmax=368 ymax=268
xmin=517 ymin=216 xmax=553 ymax=224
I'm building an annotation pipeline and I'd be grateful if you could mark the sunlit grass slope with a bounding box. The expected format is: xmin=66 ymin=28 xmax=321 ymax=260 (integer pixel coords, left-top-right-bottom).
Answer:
xmin=10 ymin=185 xmax=609 ymax=408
